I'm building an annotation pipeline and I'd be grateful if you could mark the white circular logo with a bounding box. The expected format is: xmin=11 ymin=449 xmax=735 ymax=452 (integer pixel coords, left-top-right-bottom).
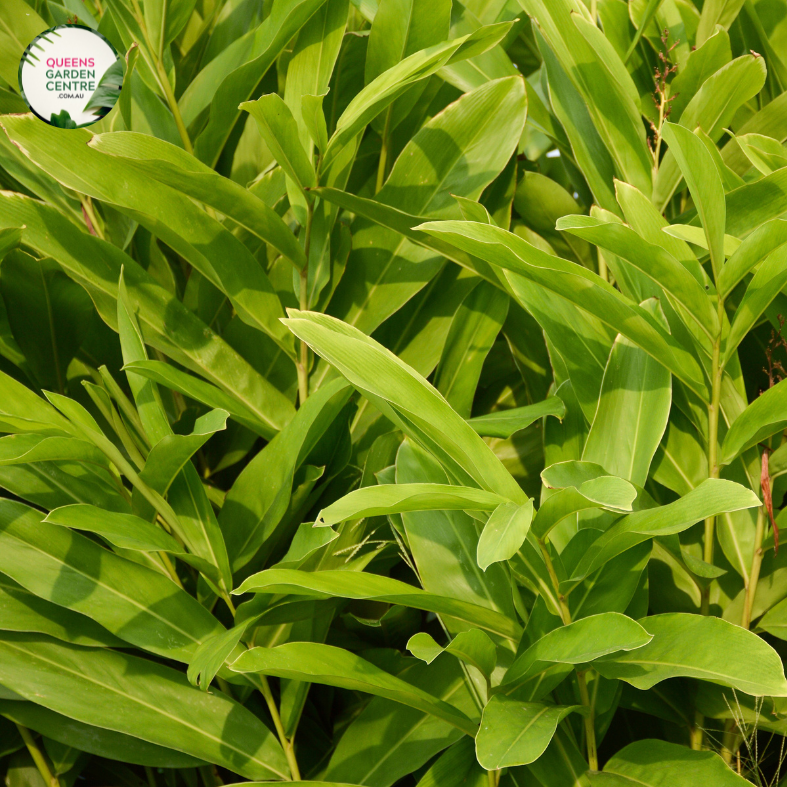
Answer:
xmin=19 ymin=25 xmax=122 ymax=128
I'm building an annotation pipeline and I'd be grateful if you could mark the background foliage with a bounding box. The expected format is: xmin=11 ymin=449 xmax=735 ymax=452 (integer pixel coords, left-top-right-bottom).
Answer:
xmin=1 ymin=0 xmax=787 ymax=784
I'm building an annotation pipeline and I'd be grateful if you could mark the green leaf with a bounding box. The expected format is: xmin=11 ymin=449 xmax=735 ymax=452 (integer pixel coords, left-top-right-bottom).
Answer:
xmin=316 ymin=483 xmax=509 ymax=526
xmin=0 ymin=574 xmax=121 ymax=648
xmin=0 ymin=194 xmax=294 ymax=440
xmin=0 ymin=700 xmax=204 ymax=768
xmin=301 ymin=93 xmax=329 ymax=154
xmin=581 ymin=302 xmax=672 ymax=487
xmin=668 ymin=29 xmax=731 ymax=123
xmin=435 ymin=282 xmax=509 ymax=418
xmin=241 ymin=94 xmax=317 ymax=202
xmin=284 ymin=0 xmax=347 ymax=153
xmin=89 ymin=132 xmax=308 ymax=270
xmin=541 ymin=461 xmax=638 ymax=511
xmin=590 ymin=739 xmax=750 ymax=785
xmin=284 ymin=310 xmax=527 ymax=503
xmin=230 ymin=641 xmax=478 ymax=735
xmin=718 ymin=220 xmax=787 ymax=299
xmin=531 ymin=484 xmax=634 ymax=541
xmin=325 ymin=73 xmax=525 ymax=342
xmin=219 ymin=377 xmax=352 ymax=571
xmin=696 ymin=0 xmax=746 ymax=45
xmin=720 ymin=379 xmax=787 ymax=465
xmin=415 ymin=221 xmax=709 ymax=399
xmin=661 ymin=224 xmax=741 ymax=257
xmin=139 ymin=409 xmax=228 ymax=496
xmin=43 ymin=505 xmax=185 ymax=554
xmin=0 ymin=0 xmax=46 ymax=87
xmin=726 ymin=168 xmax=787 ymax=238
xmin=143 ymin=0 xmax=197 ymax=58
xmin=467 ymin=397 xmax=566 ymax=439
xmin=1 ymin=117 xmax=295 ymax=358
xmin=396 ymin=440 xmax=519 ymax=634
xmin=535 ymin=29 xmax=618 ymax=213
xmin=83 ymin=58 xmax=124 ymax=120
xmin=734 ymin=132 xmax=787 ymax=176
xmin=0 ymin=633 xmax=289 ymax=779
xmin=234 ymin=568 xmax=522 ymax=640
xmin=0 ymin=367 xmax=80 ymax=438
xmin=476 ymin=697 xmax=585 ymax=770
xmin=655 ymin=55 xmax=767 ymax=210
xmin=365 ymin=0 xmax=451 ymax=87
xmin=320 ymin=22 xmax=512 ymax=173
xmin=723 ymin=246 xmax=787 ymax=366
xmin=119 ymin=44 xmax=139 ymax=129
xmin=187 ymin=626 xmax=247 ymax=692
xmin=190 ymin=0 xmax=330 ymax=166
xmin=500 ymin=613 xmax=652 ymax=696
xmin=0 ymin=435 xmax=106 ymax=468
xmin=557 ymin=216 xmax=718 ymax=340
xmin=121 ymin=360 xmax=275 ymax=437
xmin=523 ymin=0 xmax=652 ymax=197
xmin=0 ymin=499 xmax=222 ymax=662
xmin=323 ymin=660 xmax=479 ymax=786
xmin=595 ymin=613 xmax=787 ymax=696
xmin=477 ymin=501 xmax=534 ymax=571
xmin=407 ymin=629 xmax=496 ymax=678
xmin=661 ymin=123 xmax=726 ymax=281
xmin=566 ymin=479 xmax=760 ymax=587
xmin=413 ymin=738 xmax=485 ymax=787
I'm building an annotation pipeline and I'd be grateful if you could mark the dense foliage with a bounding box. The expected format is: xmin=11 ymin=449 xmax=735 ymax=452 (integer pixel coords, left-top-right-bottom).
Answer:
xmin=1 ymin=0 xmax=787 ymax=784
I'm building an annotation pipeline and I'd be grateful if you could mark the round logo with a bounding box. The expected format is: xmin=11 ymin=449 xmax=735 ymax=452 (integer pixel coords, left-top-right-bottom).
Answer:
xmin=18 ymin=25 xmax=122 ymax=128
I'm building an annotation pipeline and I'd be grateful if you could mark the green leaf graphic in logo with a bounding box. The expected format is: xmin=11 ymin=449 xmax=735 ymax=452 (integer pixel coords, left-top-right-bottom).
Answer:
xmin=49 ymin=109 xmax=76 ymax=128
xmin=83 ymin=57 xmax=123 ymax=120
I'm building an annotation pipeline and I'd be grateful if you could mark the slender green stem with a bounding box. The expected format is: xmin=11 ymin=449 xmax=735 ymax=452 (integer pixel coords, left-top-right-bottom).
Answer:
xmin=701 ymin=322 xmax=724 ymax=615
xmin=486 ymin=768 xmax=498 ymax=787
xmin=537 ymin=538 xmax=571 ymax=625
xmin=128 ymin=0 xmax=192 ymax=153
xmin=16 ymin=725 xmax=59 ymax=787
xmin=80 ymin=195 xmax=104 ymax=239
xmin=742 ymin=505 xmax=766 ymax=630
xmin=695 ymin=300 xmax=726 ymax=750
xmin=577 ymin=671 xmax=599 ymax=771
xmin=252 ymin=674 xmax=301 ymax=781
xmin=597 ymin=249 xmax=609 ymax=283
xmin=724 ymin=500 xmax=767 ymax=759
xmin=375 ymin=107 xmax=393 ymax=194
xmin=159 ymin=550 xmax=184 ymax=588
xmin=690 ymin=712 xmax=704 ymax=751
xmin=538 ymin=538 xmax=597 ymax=768
xmin=297 ymin=203 xmax=314 ymax=406
xmin=156 ymin=58 xmax=193 ymax=154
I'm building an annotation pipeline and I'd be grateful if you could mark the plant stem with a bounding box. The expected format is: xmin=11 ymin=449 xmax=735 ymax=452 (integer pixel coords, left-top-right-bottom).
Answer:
xmin=297 ymin=203 xmax=314 ymax=406
xmin=577 ymin=670 xmax=599 ymax=771
xmin=538 ymin=538 xmax=597 ymax=769
xmin=722 ymin=505 xmax=767 ymax=762
xmin=157 ymin=58 xmax=193 ymax=154
xmin=742 ymin=505 xmax=766 ymax=630
xmin=537 ymin=538 xmax=571 ymax=625
xmin=254 ymin=674 xmax=301 ymax=780
xmin=375 ymin=107 xmax=392 ymax=194
xmin=16 ymin=725 xmax=59 ymax=787
xmin=695 ymin=303 xmax=726 ymax=751
xmin=80 ymin=195 xmax=104 ymax=239
xmin=701 ymin=332 xmax=724 ymax=615
xmin=128 ymin=0 xmax=192 ymax=153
